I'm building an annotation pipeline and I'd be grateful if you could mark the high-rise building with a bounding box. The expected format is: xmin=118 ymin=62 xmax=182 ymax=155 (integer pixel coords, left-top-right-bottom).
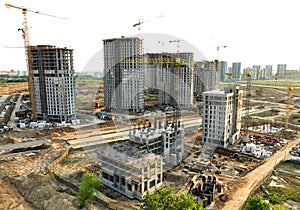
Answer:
xmin=232 ymin=62 xmax=241 ymax=80
xmin=145 ymin=52 xmax=193 ymax=108
xmin=194 ymin=60 xmax=219 ymax=102
xmin=144 ymin=54 xmax=159 ymax=93
xmin=202 ymin=86 xmax=243 ymax=148
xmin=252 ymin=65 xmax=261 ymax=80
xmin=277 ymin=64 xmax=287 ymax=78
xmin=103 ymin=37 xmax=144 ymax=113
xmin=265 ymin=65 xmax=273 ymax=79
xmin=30 ymin=45 xmax=76 ymax=122
xmin=218 ymin=61 xmax=227 ymax=82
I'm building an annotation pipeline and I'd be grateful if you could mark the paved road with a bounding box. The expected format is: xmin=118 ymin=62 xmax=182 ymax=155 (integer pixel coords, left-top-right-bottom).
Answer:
xmin=68 ymin=118 xmax=202 ymax=148
xmin=221 ymin=136 xmax=300 ymax=210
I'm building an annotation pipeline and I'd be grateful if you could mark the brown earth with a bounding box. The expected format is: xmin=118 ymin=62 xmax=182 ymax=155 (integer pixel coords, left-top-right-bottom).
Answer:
xmin=0 ymin=179 xmax=35 ymax=210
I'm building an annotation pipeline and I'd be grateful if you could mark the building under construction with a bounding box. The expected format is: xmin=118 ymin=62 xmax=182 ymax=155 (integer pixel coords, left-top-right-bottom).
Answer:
xmin=103 ymin=37 xmax=144 ymax=113
xmin=202 ymin=86 xmax=243 ymax=147
xmin=194 ymin=61 xmax=219 ymax=102
xmin=144 ymin=52 xmax=194 ymax=109
xmin=97 ymin=120 xmax=184 ymax=198
xmin=30 ymin=45 xmax=76 ymax=122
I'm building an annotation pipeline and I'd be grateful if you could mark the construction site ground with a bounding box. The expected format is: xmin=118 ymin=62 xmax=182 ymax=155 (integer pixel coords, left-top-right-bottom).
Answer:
xmin=254 ymin=159 xmax=300 ymax=210
xmin=1 ymin=82 xmax=300 ymax=209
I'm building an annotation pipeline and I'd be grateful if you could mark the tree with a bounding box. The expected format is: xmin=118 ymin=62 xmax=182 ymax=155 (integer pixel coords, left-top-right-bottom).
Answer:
xmin=77 ymin=172 xmax=102 ymax=208
xmin=244 ymin=196 xmax=271 ymax=210
xmin=138 ymin=187 xmax=204 ymax=210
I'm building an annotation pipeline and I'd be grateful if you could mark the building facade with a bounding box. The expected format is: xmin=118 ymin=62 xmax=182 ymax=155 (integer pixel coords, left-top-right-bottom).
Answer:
xmin=277 ymin=64 xmax=287 ymax=78
xmin=202 ymin=86 xmax=243 ymax=147
xmin=98 ymin=120 xmax=184 ymax=198
xmin=265 ymin=65 xmax=273 ymax=79
xmin=194 ymin=60 xmax=219 ymax=102
xmin=252 ymin=65 xmax=261 ymax=80
xmin=103 ymin=37 xmax=144 ymax=113
xmin=218 ymin=61 xmax=227 ymax=82
xmin=98 ymin=143 xmax=163 ymax=199
xmin=232 ymin=62 xmax=241 ymax=80
xmin=144 ymin=53 xmax=193 ymax=108
xmin=30 ymin=45 xmax=76 ymax=122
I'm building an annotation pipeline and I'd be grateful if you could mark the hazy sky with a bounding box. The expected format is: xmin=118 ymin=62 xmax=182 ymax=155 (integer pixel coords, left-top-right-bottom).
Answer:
xmin=1 ymin=0 xmax=300 ymax=72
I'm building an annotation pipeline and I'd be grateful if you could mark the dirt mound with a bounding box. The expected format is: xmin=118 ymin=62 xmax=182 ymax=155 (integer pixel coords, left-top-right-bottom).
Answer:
xmin=0 ymin=179 xmax=34 ymax=210
xmin=4 ymin=174 xmax=78 ymax=210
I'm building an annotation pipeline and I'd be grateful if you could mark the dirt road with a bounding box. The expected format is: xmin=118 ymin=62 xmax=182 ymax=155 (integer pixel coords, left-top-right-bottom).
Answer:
xmin=222 ymin=136 xmax=300 ymax=210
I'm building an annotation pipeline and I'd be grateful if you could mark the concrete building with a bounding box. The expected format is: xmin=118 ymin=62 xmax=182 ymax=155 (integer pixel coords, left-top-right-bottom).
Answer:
xmin=103 ymin=37 xmax=144 ymax=113
xmin=30 ymin=45 xmax=76 ymax=122
xmin=218 ymin=61 xmax=227 ymax=82
xmin=277 ymin=64 xmax=287 ymax=78
xmin=202 ymin=86 xmax=243 ymax=147
xmin=144 ymin=53 xmax=159 ymax=94
xmin=265 ymin=65 xmax=273 ymax=79
xmin=129 ymin=120 xmax=185 ymax=166
xmin=252 ymin=65 xmax=261 ymax=80
xmin=145 ymin=53 xmax=193 ymax=108
xmin=98 ymin=142 xmax=163 ymax=199
xmin=194 ymin=60 xmax=219 ymax=102
xmin=97 ymin=120 xmax=184 ymax=198
xmin=242 ymin=68 xmax=251 ymax=80
xmin=232 ymin=62 xmax=241 ymax=80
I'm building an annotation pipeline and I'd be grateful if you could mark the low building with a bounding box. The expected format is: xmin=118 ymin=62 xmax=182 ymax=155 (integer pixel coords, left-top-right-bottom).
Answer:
xmin=98 ymin=142 xmax=163 ymax=199
xmin=97 ymin=120 xmax=184 ymax=198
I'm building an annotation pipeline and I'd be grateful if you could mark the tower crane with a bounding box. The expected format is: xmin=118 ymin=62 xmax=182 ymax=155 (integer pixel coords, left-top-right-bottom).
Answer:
xmin=217 ymin=45 xmax=227 ymax=51
xmin=133 ymin=15 xmax=163 ymax=30
xmin=5 ymin=3 xmax=67 ymax=120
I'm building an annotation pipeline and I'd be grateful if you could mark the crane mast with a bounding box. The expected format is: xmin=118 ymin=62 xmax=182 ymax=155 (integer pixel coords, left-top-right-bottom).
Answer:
xmin=5 ymin=3 xmax=36 ymax=120
xmin=5 ymin=3 xmax=67 ymax=121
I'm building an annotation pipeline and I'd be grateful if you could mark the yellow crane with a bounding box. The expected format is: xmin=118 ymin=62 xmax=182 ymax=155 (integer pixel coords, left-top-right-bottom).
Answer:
xmin=285 ymin=87 xmax=300 ymax=129
xmin=5 ymin=3 xmax=67 ymax=120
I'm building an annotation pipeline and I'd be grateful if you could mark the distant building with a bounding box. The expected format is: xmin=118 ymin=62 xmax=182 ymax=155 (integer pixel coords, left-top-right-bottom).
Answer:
xmin=265 ymin=65 xmax=273 ymax=79
xmin=277 ymin=64 xmax=287 ymax=78
xmin=0 ymin=69 xmax=18 ymax=76
xmin=232 ymin=62 xmax=241 ymax=80
xmin=194 ymin=60 xmax=219 ymax=102
xmin=103 ymin=37 xmax=144 ymax=113
xmin=218 ymin=61 xmax=227 ymax=82
xmin=30 ymin=45 xmax=76 ymax=122
xmin=242 ymin=68 xmax=251 ymax=80
xmin=265 ymin=65 xmax=273 ymax=78
xmin=202 ymin=86 xmax=243 ymax=147
xmin=252 ymin=65 xmax=261 ymax=80
xmin=144 ymin=54 xmax=159 ymax=93
xmin=18 ymin=70 xmax=27 ymax=77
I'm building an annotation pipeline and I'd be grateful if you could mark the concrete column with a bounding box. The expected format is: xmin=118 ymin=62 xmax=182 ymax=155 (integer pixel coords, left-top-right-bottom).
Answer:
xmin=155 ymin=159 xmax=158 ymax=185
xmin=141 ymin=167 xmax=145 ymax=194
xmin=147 ymin=163 xmax=150 ymax=190
xmin=160 ymin=158 xmax=163 ymax=183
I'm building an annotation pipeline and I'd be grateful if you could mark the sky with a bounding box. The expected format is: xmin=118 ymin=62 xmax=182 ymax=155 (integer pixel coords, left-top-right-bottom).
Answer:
xmin=1 ymin=0 xmax=300 ymax=72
